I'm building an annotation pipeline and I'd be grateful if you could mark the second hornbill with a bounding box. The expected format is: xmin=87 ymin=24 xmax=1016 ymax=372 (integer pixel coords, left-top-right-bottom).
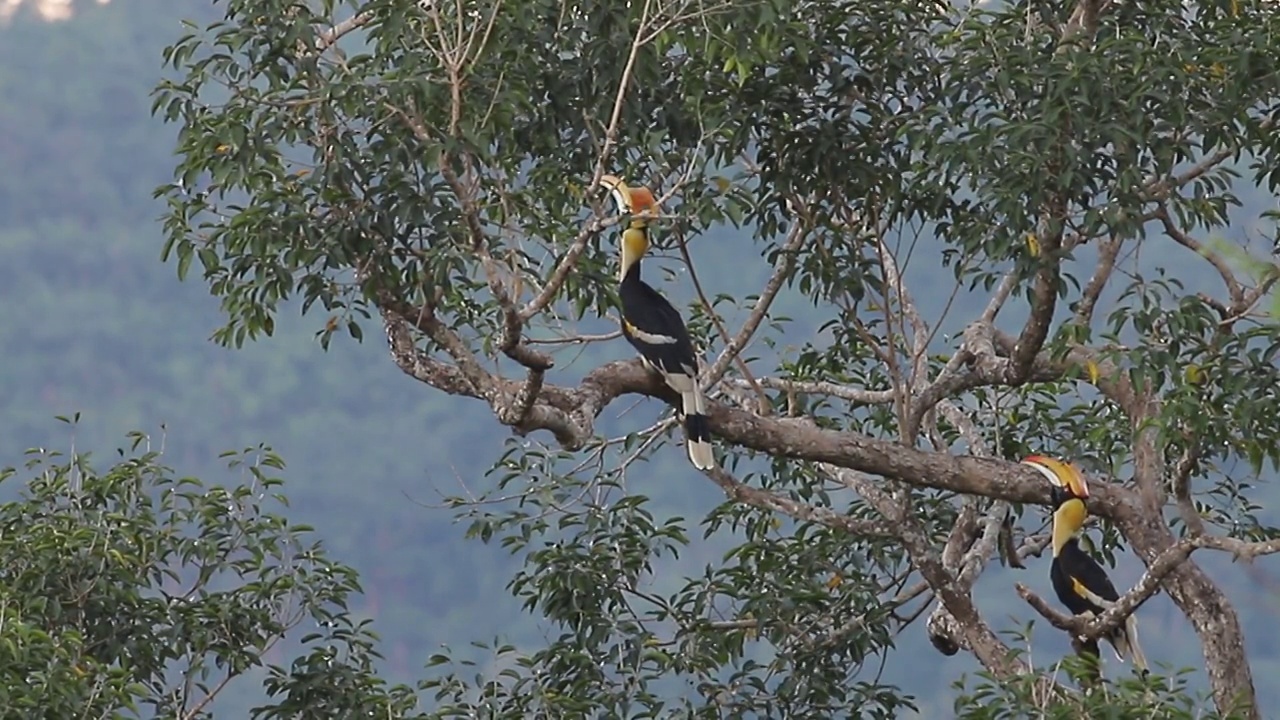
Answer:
xmin=1022 ymin=455 xmax=1149 ymax=676
xmin=598 ymin=174 xmax=714 ymax=470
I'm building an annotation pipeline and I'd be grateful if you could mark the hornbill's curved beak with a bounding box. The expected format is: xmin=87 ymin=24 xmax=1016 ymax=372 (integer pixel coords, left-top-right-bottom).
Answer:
xmin=1021 ymin=455 xmax=1090 ymax=498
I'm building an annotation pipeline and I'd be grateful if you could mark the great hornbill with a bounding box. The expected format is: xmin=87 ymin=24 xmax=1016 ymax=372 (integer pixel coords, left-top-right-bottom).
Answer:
xmin=599 ymin=173 xmax=714 ymax=470
xmin=1022 ymin=455 xmax=1149 ymax=676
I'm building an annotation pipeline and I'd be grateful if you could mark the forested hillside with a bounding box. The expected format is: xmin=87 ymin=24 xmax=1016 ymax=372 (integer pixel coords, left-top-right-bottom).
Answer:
xmin=2 ymin=0 xmax=1279 ymax=715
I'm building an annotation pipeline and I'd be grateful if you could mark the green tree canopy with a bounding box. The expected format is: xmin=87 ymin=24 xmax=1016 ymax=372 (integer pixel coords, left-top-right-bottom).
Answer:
xmin=0 ymin=422 xmax=420 ymax=717
xmin=155 ymin=0 xmax=1280 ymax=715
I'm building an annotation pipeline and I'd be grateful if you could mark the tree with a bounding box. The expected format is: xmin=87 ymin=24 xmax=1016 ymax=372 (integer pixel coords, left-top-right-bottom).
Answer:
xmin=154 ymin=0 xmax=1280 ymax=715
xmin=0 ymin=420 xmax=422 ymax=718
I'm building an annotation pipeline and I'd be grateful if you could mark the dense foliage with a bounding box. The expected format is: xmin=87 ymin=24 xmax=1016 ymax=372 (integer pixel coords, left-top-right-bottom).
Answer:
xmin=0 ymin=423 xmax=421 ymax=717
xmin=150 ymin=0 xmax=1280 ymax=716
xmin=4 ymin=0 xmax=1280 ymax=715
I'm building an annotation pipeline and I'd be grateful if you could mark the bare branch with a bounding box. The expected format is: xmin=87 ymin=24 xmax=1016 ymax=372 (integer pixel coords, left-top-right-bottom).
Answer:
xmin=821 ymin=464 xmax=899 ymax=511
xmin=1019 ymin=531 xmax=1280 ymax=649
xmin=1171 ymin=444 xmax=1207 ymax=536
xmin=1142 ymin=148 xmax=1235 ymax=202
xmin=701 ymin=466 xmax=900 ymax=538
xmin=527 ymin=330 xmax=623 ymax=345
xmin=590 ymin=0 xmax=654 ymax=185
xmin=1226 ymin=267 xmax=1280 ymax=326
xmin=906 ymin=320 xmax=1061 ymax=439
xmin=981 ymin=269 xmax=1021 ymax=325
xmin=1015 ymin=583 xmax=1081 ymax=634
xmin=1072 ymin=234 xmax=1123 ymax=326
xmin=518 ymin=217 xmax=608 ymax=322
xmin=314 ymin=10 xmax=375 ymax=53
xmin=705 ymin=221 xmax=809 ymax=386
xmin=1155 ymin=205 xmax=1244 ymax=308
xmin=722 ymin=377 xmax=896 ymax=405
xmin=914 ymin=261 xmax=1020 ymax=410
xmin=869 ymin=224 xmax=931 ymax=434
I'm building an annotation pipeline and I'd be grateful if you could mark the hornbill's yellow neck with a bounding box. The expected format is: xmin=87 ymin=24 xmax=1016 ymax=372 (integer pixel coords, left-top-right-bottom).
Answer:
xmin=1052 ymin=497 xmax=1088 ymax=557
xmin=600 ymin=174 xmax=657 ymax=281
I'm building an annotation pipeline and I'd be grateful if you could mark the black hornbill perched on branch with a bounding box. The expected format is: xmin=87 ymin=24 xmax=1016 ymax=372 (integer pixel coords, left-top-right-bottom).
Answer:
xmin=599 ymin=173 xmax=715 ymax=470
xmin=1022 ymin=455 xmax=1149 ymax=677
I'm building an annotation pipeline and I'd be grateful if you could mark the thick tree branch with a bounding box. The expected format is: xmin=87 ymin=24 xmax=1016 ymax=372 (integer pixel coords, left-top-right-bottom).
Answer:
xmin=392 ymin=347 xmax=1131 ymax=509
xmin=383 ymin=310 xmax=483 ymax=400
xmin=897 ymin=515 xmax=1029 ymax=677
xmin=1131 ymin=406 xmax=1166 ymax=512
xmin=1008 ymin=240 xmax=1062 ymax=384
xmin=383 ymin=327 xmax=1121 ymax=512
xmin=380 ymin=306 xmax=583 ymax=445
xmin=989 ymin=329 xmax=1141 ymax=416
xmin=384 ymin=299 xmax=494 ymax=397
xmin=824 ymin=465 xmax=1023 ymax=673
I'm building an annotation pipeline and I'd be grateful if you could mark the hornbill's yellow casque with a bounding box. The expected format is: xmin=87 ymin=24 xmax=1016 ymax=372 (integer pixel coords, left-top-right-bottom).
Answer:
xmin=599 ymin=174 xmax=715 ymax=470
xmin=1022 ymin=455 xmax=1149 ymax=676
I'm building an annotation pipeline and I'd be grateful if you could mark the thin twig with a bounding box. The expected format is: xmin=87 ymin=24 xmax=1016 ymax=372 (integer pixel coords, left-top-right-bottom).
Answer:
xmin=673 ymin=228 xmax=770 ymax=412
xmin=705 ymin=221 xmax=809 ymax=387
